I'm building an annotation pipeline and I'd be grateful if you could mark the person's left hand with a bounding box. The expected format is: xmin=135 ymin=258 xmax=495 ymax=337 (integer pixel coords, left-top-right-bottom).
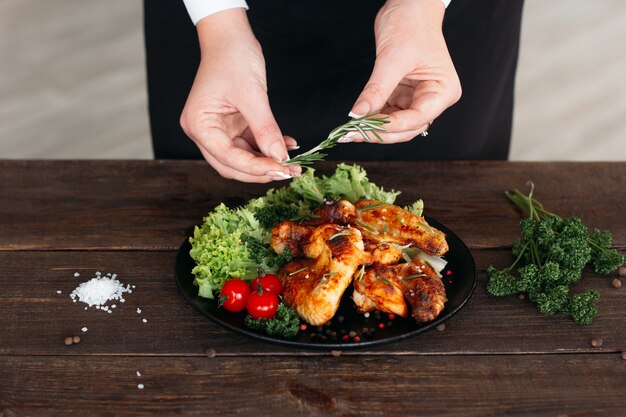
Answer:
xmin=349 ymin=0 xmax=461 ymax=143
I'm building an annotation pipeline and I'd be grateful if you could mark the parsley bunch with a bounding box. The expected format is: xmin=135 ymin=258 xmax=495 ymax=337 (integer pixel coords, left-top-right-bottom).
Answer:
xmin=245 ymin=303 xmax=301 ymax=339
xmin=487 ymin=185 xmax=625 ymax=325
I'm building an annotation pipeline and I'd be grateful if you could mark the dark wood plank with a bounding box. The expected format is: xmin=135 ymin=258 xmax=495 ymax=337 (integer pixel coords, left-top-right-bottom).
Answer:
xmin=1 ymin=250 xmax=623 ymax=356
xmin=1 ymin=160 xmax=625 ymax=251
xmin=1 ymin=354 xmax=624 ymax=417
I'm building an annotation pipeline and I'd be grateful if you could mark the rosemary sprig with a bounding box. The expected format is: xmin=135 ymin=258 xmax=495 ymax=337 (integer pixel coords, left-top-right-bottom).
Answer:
xmin=377 ymin=276 xmax=393 ymax=286
xmin=359 ymin=202 xmax=388 ymax=211
xmin=289 ymin=266 xmax=309 ymax=276
xmin=402 ymin=273 xmax=426 ymax=281
xmin=329 ymin=231 xmax=350 ymax=241
xmin=283 ymin=112 xmax=390 ymax=167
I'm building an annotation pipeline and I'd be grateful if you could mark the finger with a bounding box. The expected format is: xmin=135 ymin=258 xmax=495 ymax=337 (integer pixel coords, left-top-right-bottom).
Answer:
xmin=193 ymin=125 xmax=292 ymax=178
xmin=283 ymin=136 xmax=300 ymax=151
xmin=350 ymin=56 xmax=408 ymax=117
xmin=197 ymin=146 xmax=290 ymax=183
xmin=386 ymin=80 xmax=458 ymax=132
xmin=227 ymin=134 xmax=302 ymax=178
xmin=237 ymin=89 xmax=290 ymax=163
xmin=242 ymin=129 xmax=299 ymax=151
xmin=350 ymin=124 xmax=430 ymax=144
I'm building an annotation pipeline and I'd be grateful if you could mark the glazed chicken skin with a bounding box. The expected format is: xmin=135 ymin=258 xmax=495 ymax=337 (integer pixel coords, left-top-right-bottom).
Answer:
xmin=270 ymin=199 xmax=448 ymax=326
xmin=353 ymin=265 xmax=408 ymax=317
xmin=361 ymin=236 xmax=404 ymax=265
xmin=300 ymin=199 xmax=356 ymax=227
xmin=353 ymin=258 xmax=447 ymax=323
xmin=355 ymin=199 xmax=449 ymax=256
xmin=270 ymin=220 xmax=312 ymax=258
xmin=278 ymin=224 xmax=373 ymax=326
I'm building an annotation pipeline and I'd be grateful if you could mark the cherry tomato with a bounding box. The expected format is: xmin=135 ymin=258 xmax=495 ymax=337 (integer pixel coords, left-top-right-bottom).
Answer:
xmin=250 ymin=273 xmax=282 ymax=295
xmin=219 ymin=279 xmax=250 ymax=313
xmin=246 ymin=287 xmax=279 ymax=319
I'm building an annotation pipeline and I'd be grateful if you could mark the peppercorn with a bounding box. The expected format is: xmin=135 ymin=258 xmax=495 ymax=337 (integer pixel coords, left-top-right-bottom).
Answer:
xmin=72 ymin=336 xmax=81 ymax=344
xmin=621 ymin=351 xmax=626 ymax=360
xmin=591 ymin=338 xmax=603 ymax=348
xmin=64 ymin=336 xmax=73 ymax=346
xmin=612 ymin=278 xmax=622 ymax=288
xmin=436 ymin=323 xmax=446 ymax=332
xmin=618 ymin=266 xmax=626 ymax=277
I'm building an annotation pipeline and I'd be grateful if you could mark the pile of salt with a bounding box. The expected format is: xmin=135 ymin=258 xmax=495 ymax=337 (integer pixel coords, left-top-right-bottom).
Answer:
xmin=70 ymin=272 xmax=133 ymax=313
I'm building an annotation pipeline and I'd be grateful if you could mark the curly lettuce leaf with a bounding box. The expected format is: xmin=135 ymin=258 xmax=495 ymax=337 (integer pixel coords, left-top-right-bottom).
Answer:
xmin=321 ymin=163 xmax=400 ymax=204
xmin=190 ymin=164 xmax=414 ymax=299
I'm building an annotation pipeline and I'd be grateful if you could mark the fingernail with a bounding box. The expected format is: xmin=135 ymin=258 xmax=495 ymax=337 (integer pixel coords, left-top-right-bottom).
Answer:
xmin=338 ymin=131 xmax=356 ymax=143
xmin=348 ymin=111 xmax=364 ymax=119
xmin=266 ymin=171 xmax=292 ymax=180
xmin=269 ymin=141 xmax=288 ymax=162
xmin=287 ymin=144 xmax=300 ymax=150
xmin=289 ymin=170 xmax=302 ymax=178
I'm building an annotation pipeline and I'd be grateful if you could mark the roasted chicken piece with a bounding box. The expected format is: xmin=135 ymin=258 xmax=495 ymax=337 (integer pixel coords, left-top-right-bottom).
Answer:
xmin=353 ymin=265 xmax=408 ymax=317
xmin=362 ymin=236 xmax=404 ymax=265
xmin=279 ymin=224 xmax=373 ymax=325
xmin=300 ymin=199 xmax=357 ymax=227
xmin=270 ymin=220 xmax=312 ymax=258
xmin=353 ymin=258 xmax=447 ymax=323
xmin=354 ymin=199 xmax=449 ymax=256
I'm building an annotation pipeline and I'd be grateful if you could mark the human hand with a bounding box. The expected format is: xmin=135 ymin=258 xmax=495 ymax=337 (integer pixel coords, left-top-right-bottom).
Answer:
xmin=349 ymin=0 xmax=461 ymax=143
xmin=180 ymin=9 xmax=300 ymax=182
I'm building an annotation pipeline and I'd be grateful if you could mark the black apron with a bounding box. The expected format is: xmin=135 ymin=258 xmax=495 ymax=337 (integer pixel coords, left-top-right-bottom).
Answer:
xmin=144 ymin=0 xmax=524 ymax=161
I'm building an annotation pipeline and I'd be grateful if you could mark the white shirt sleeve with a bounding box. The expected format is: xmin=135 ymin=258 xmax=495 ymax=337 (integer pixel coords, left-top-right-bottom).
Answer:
xmin=182 ymin=0 xmax=249 ymax=25
xmin=183 ymin=0 xmax=448 ymax=26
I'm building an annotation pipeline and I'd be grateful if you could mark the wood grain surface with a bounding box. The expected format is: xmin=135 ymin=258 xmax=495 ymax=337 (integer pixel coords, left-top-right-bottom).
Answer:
xmin=1 ymin=355 xmax=625 ymax=417
xmin=0 ymin=250 xmax=623 ymax=356
xmin=1 ymin=161 xmax=625 ymax=251
xmin=1 ymin=161 xmax=625 ymax=416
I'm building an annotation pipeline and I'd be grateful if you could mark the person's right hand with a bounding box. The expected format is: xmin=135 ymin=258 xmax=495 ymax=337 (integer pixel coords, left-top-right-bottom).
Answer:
xmin=180 ymin=8 xmax=300 ymax=183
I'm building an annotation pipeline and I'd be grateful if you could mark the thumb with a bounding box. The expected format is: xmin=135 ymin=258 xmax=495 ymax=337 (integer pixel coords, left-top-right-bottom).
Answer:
xmin=350 ymin=58 xmax=407 ymax=118
xmin=238 ymin=91 xmax=289 ymax=163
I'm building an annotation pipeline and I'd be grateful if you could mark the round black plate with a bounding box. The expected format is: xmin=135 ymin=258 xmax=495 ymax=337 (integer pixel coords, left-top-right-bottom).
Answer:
xmin=175 ymin=217 xmax=476 ymax=350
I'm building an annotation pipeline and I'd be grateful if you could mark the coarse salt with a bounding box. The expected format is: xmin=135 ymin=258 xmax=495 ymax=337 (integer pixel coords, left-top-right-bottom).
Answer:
xmin=142 ymin=318 xmax=147 ymax=323
xmin=137 ymin=384 xmax=144 ymax=390
xmin=136 ymin=308 xmax=142 ymax=314
xmin=56 ymin=290 xmax=62 ymax=294
xmin=82 ymin=327 xmax=88 ymax=332
xmin=136 ymin=370 xmax=141 ymax=377
xmin=69 ymin=272 xmax=132 ymax=313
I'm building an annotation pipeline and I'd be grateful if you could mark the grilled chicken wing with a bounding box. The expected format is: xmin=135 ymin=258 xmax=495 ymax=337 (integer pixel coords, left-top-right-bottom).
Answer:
xmin=354 ymin=258 xmax=447 ymax=323
xmin=362 ymin=236 xmax=404 ymax=265
xmin=300 ymin=199 xmax=357 ymax=227
xmin=270 ymin=221 xmax=312 ymax=258
xmin=355 ymin=199 xmax=448 ymax=256
xmin=279 ymin=224 xmax=373 ymax=326
xmin=353 ymin=266 xmax=408 ymax=317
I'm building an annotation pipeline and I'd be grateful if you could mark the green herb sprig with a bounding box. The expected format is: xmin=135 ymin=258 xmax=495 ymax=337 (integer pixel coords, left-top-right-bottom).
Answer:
xmin=487 ymin=183 xmax=626 ymax=325
xmin=283 ymin=112 xmax=390 ymax=167
xmin=244 ymin=303 xmax=301 ymax=339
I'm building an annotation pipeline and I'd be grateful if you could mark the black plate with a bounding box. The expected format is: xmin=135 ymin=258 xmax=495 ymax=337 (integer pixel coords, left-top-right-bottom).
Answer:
xmin=175 ymin=217 xmax=476 ymax=350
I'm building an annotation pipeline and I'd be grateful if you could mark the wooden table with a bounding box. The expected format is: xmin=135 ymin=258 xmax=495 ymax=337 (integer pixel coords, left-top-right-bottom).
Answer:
xmin=1 ymin=160 xmax=624 ymax=416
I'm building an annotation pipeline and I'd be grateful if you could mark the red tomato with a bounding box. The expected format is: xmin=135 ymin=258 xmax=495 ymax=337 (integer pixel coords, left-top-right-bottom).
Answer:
xmin=246 ymin=288 xmax=279 ymax=319
xmin=250 ymin=273 xmax=282 ymax=295
xmin=219 ymin=279 xmax=250 ymax=313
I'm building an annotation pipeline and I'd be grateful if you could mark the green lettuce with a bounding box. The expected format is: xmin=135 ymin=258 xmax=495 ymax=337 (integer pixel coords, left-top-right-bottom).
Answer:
xmin=189 ymin=164 xmax=404 ymax=298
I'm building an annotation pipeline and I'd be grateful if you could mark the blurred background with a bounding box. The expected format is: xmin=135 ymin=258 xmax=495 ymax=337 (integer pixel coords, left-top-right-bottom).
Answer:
xmin=1 ymin=0 xmax=625 ymax=160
